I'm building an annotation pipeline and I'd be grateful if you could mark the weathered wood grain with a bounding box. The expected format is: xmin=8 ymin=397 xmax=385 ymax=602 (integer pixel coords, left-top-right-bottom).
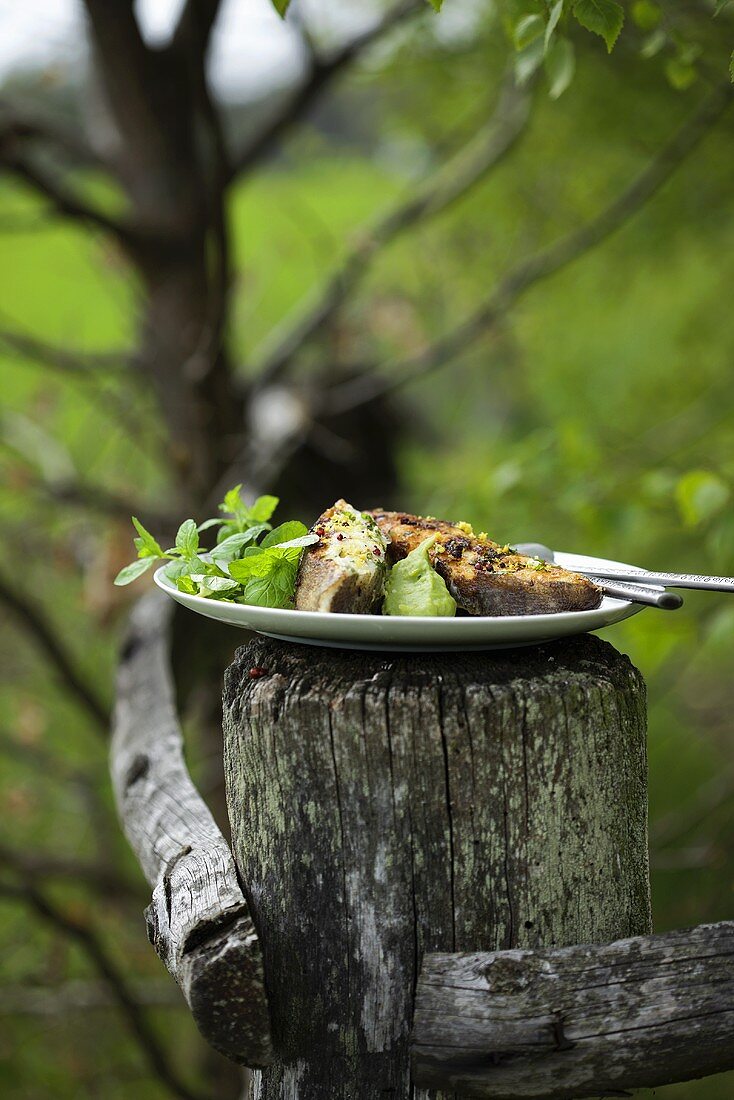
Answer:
xmin=110 ymin=591 xmax=272 ymax=1066
xmin=223 ymin=633 xmax=650 ymax=1098
xmin=412 ymin=922 xmax=734 ymax=1098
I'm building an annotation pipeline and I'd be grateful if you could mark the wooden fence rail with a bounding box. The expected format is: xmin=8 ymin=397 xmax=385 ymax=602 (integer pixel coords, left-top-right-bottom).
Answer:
xmin=412 ymin=922 xmax=734 ymax=1098
xmin=110 ymin=592 xmax=272 ymax=1066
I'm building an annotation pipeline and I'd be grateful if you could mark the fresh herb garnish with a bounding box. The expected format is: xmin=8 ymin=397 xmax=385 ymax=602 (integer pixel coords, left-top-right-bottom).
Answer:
xmin=113 ymin=486 xmax=316 ymax=609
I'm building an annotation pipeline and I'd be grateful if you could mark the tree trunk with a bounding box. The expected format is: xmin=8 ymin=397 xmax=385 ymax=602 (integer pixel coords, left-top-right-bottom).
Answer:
xmin=222 ymin=633 xmax=651 ymax=1099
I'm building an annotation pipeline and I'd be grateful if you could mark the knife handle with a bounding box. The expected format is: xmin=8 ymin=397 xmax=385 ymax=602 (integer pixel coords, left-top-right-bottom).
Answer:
xmin=588 ymin=576 xmax=683 ymax=610
xmin=581 ymin=567 xmax=734 ymax=592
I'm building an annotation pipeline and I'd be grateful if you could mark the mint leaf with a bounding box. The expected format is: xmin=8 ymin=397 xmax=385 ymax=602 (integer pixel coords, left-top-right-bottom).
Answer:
xmin=188 ymin=575 xmax=241 ymax=599
xmin=573 ymin=0 xmax=624 ymax=52
xmin=114 ymin=558 xmax=156 ymax=586
xmin=197 ymin=518 xmax=224 ymax=533
xmin=244 ymin=555 xmax=299 ymax=608
xmin=220 ymin=484 xmax=247 ymax=520
xmin=228 ymin=545 xmax=302 ymax=607
xmin=210 ymin=526 xmax=270 ymax=565
xmin=545 ymin=36 xmax=575 ymax=98
xmin=175 ymin=519 xmax=199 ymax=559
xmin=228 ymin=552 xmax=275 ymax=582
xmin=261 ymin=520 xmax=309 ymax=548
xmin=249 ymin=495 xmax=279 ymax=523
xmin=132 ymin=517 xmax=163 ymax=559
xmin=163 ymin=559 xmax=191 ymax=580
xmin=270 ymin=533 xmax=319 ymax=550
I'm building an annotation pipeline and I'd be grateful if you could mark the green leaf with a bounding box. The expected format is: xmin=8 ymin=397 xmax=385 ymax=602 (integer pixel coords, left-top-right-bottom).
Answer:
xmin=514 ymin=13 xmax=545 ymax=49
xmin=187 ymin=575 xmax=242 ymax=599
xmin=220 ymin=484 xmax=247 ymax=520
xmin=197 ymin=518 xmax=224 ymax=533
xmin=675 ymin=470 xmax=730 ymax=527
xmin=631 ymin=0 xmax=660 ymax=31
xmin=228 ymin=552 xmax=276 ymax=582
xmin=228 ymin=545 xmax=302 ymax=608
xmin=665 ymin=56 xmax=697 ymax=90
xmin=730 ymin=48 xmax=734 ymax=82
xmin=545 ymin=1 xmax=564 ymax=52
xmin=545 ymin=36 xmax=575 ymax=98
xmin=271 ymin=0 xmax=291 ymax=17
xmin=640 ymin=28 xmax=666 ymax=58
xmin=163 ymin=559 xmax=191 ymax=580
xmin=715 ymin=1 xmax=732 ymax=16
xmin=573 ymin=0 xmax=624 ymax=52
xmin=261 ymin=520 xmax=309 ymax=548
xmin=249 ymin=495 xmax=279 ymax=523
xmin=515 ymin=37 xmax=545 ymax=84
xmin=210 ymin=526 xmax=270 ymax=564
xmin=131 ymin=516 xmax=163 ymax=559
xmin=175 ymin=519 xmax=199 ymax=559
xmin=176 ymin=575 xmax=199 ymax=595
xmin=114 ymin=557 xmax=156 ymax=586
xmin=427 ymin=0 xmax=444 ymax=10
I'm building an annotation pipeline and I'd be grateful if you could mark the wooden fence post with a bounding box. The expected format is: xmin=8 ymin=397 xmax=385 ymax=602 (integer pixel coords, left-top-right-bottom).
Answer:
xmin=222 ymin=633 xmax=651 ymax=1099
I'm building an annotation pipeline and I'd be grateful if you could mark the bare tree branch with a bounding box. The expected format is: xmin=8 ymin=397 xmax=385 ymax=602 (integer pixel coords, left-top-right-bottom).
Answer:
xmin=324 ymin=82 xmax=734 ymax=414
xmin=173 ymin=0 xmax=225 ymax=61
xmin=0 ymin=978 xmax=181 ymax=1015
xmin=256 ymin=72 xmax=533 ymax=386
xmin=0 ymin=329 xmax=135 ymax=376
xmin=227 ymin=0 xmax=425 ymax=181
xmin=0 ymin=881 xmax=210 ymax=1100
xmin=0 ymin=575 xmax=110 ymax=732
xmin=81 ymin=0 xmax=161 ymax=160
xmin=0 ymin=140 xmax=136 ymax=245
xmin=0 ymin=102 xmax=101 ymax=168
xmin=0 ymin=842 xmax=141 ymax=903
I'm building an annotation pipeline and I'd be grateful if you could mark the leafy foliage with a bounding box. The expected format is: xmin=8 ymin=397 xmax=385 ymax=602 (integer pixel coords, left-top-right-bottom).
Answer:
xmin=114 ymin=493 xmax=316 ymax=609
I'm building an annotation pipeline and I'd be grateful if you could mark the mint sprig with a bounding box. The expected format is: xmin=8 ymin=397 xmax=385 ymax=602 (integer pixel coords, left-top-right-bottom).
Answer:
xmin=113 ymin=492 xmax=316 ymax=608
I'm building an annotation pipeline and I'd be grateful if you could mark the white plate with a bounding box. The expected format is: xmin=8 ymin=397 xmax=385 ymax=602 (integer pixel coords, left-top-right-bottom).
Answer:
xmin=153 ymin=551 xmax=646 ymax=652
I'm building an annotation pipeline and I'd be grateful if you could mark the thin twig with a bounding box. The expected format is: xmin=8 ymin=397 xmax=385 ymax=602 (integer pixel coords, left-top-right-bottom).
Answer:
xmin=0 ymin=979 xmax=181 ymax=1015
xmin=0 ymin=575 xmax=110 ymax=733
xmin=0 ymin=103 xmax=101 ymax=168
xmin=323 ymin=82 xmax=733 ymax=414
xmin=227 ymin=0 xmax=424 ymax=181
xmin=0 ymin=154 xmax=137 ymax=247
xmin=0 ymin=881 xmax=210 ymax=1100
xmin=255 ymin=71 xmax=533 ymax=386
xmin=0 ymin=329 xmax=135 ymax=376
xmin=0 ymin=843 xmax=141 ymax=902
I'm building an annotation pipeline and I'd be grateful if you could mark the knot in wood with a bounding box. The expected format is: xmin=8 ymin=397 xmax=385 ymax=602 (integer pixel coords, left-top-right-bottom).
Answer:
xmin=479 ymin=953 xmax=549 ymax=993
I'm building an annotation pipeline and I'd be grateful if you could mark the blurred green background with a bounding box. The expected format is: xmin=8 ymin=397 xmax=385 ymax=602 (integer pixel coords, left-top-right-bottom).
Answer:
xmin=1 ymin=1 xmax=733 ymax=1097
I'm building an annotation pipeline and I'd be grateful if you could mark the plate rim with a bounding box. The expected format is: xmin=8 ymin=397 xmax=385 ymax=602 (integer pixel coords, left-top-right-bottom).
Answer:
xmin=152 ymin=548 xmax=646 ymax=648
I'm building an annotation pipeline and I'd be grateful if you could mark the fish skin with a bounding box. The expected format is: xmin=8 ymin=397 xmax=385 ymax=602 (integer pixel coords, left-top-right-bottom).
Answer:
xmin=295 ymin=500 xmax=387 ymax=614
xmin=369 ymin=510 xmax=602 ymax=616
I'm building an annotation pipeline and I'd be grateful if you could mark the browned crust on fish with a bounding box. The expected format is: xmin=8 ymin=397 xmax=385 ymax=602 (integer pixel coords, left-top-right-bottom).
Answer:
xmin=369 ymin=511 xmax=602 ymax=617
xmin=295 ymin=501 xmax=384 ymax=613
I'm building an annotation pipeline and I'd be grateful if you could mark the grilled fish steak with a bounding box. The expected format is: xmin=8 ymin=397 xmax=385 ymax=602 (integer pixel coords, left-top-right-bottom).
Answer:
xmin=369 ymin=511 xmax=602 ymax=616
xmin=295 ymin=500 xmax=388 ymax=613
